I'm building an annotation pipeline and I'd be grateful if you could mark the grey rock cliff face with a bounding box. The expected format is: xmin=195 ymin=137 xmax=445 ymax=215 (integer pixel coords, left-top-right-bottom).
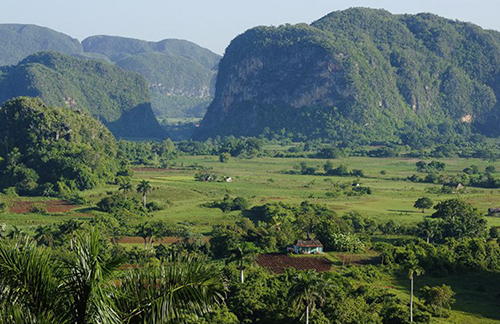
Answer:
xmin=195 ymin=9 xmax=500 ymax=141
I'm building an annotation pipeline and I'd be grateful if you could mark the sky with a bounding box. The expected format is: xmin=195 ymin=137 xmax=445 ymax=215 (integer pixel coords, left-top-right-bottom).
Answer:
xmin=2 ymin=0 xmax=500 ymax=55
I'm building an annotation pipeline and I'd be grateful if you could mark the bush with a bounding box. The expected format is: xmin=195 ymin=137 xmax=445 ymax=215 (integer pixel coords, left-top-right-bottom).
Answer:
xmin=219 ymin=152 xmax=231 ymax=163
xmin=30 ymin=203 xmax=47 ymax=214
xmin=0 ymin=202 xmax=6 ymax=213
xmin=66 ymin=194 xmax=88 ymax=205
xmin=146 ymin=201 xmax=165 ymax=212
xmin=206 ymin=195 xmax=251 ymax=213
xmin=97 ymin=194 xmax=146 ymax=216
xmin=347 ymin=186 xmax=372 ymax=196
xmin=231 ymin=197 xmax=251 ymax=210
xmin=328 ymin=233 xmax=366 ymax=252
xmin=3 ymin=187 xmax=18 ymax=197
xmin=419 ymin=285 xmax=455 ymax=317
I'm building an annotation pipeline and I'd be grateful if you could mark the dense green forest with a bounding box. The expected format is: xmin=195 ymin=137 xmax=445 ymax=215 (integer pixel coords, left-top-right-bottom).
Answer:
xmin=0 ymin=97 xmax=123 ymax=196
xmin=196 ymin=8 xmax=500 ymax=145
xmin=0 ymin=51 xmax=167 ymax=140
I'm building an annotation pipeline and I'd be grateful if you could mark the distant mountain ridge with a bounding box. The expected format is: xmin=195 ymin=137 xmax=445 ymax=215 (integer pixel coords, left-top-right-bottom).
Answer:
xmin=0 ymin=51 xmax=167 ymax=140
xmin=195 ymin=8 xmax=500 ymax=144
xmin=82 ymin=35 xmax=220 ymax=118
xmin=0 ymin=24 xmax=221 ymax=119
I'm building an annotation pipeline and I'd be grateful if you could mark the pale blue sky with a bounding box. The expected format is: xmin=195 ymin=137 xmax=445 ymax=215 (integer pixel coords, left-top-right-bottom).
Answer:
xmin=2 ymin=0 xmax=499 ymax=54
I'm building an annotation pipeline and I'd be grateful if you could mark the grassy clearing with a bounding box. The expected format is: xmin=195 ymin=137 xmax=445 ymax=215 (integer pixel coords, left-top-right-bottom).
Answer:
xmin=1 ymin=154 xmax=499 ymax=323
xmin=2 ymin=155 xmax=500 ymax=231
xmin=375 ymin=270 xmax=500 ymax=324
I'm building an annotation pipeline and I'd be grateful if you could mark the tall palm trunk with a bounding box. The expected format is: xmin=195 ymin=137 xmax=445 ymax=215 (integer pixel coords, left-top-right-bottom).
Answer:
xmin=305 ymin=305 xmax=309 ymax=324
xmin=410 ymin=276 xmax=414 ymax=322
xmin=240 ymin=269 xmax=244 ymax=284
xmin=143 ymin=193 xmax=146 ymax=207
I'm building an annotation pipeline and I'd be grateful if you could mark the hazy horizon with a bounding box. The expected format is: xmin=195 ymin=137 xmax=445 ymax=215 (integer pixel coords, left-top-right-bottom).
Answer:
xmin=2 ymin=0 xmax=500 ymax=54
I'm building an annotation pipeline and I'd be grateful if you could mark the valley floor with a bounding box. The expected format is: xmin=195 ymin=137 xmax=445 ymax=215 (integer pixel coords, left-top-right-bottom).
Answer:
xmin=1 ymin=155 xmax=500 ymax=323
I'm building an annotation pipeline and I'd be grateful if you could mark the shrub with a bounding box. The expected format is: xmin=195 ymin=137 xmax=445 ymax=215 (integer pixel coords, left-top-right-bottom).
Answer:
xmin=328 ymin=233 xmax=366 ymax=252
xmin=419 ymin=285 xmax=455 ymax=318
xmin=3 ymin=187 xmax=18 ymax=197
xmin=97 ymin=194 xmax=146 ymax=216
xmin=219 ymin=152 xmax=231 ymax=163
xmin=30 ymin=203 xmax=47 ymax=214
xmin=146 ymin=201 xmax=165 ymax=212
xmin=66 ymin=194 xmax=88 ymax=205
xmin=0 ymin=203 xmax=6 ymax=213
xmin=206 ymin=195 xmax=251 ymax=213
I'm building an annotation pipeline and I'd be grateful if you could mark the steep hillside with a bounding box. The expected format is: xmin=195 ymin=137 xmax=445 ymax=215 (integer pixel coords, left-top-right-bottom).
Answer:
xmin=0 ymin=97 xmax=120 ymax=195
xmin=0 ymin=24 xmax=84 ymax=66
xmin=0 ymin=51 xmax=167 ymax=140
xmin=82 ymin=35 xmax=220 ymax=118
xmin=195 ymin=8 xmax=500 ymax=145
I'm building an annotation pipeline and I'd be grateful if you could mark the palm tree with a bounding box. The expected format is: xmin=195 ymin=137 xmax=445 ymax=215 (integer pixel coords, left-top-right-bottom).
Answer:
xmin=137 ymin=180 xmax=153 ymax=207
xmin=0 ymin=229 xmax=122 ymax=324
xmin=405 ymin=256 xmax=425 ymax=323
xmin=417 ymin=219 xmax=439 ymax=244
xmin=135 ymin=222 xmax=154 ymax=251
xmin=118 ymin=181 xmax=133 ymax=194
xmin=0 ymin=230 xmax=224 ymax=324
xmin=288 ymin=271 xmax=328 ymax=324
xmin=0 ymin=236 xmax=60 ymax=323
xmin=61 ymin=229 xmax=123 ymax=324
xmin=231 ymin=243 xmax=257 ymax=284
xmin=114 ymin=255 xmax=225 ymax=323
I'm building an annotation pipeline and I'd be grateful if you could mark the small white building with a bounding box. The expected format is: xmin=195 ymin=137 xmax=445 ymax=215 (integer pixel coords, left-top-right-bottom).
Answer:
xmin=293 ymin=239 xmax=323 ymax=254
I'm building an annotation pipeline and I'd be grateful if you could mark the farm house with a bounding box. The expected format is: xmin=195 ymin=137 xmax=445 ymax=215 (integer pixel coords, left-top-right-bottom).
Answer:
xmin=293 ymin=239 xmax=323 ymax=254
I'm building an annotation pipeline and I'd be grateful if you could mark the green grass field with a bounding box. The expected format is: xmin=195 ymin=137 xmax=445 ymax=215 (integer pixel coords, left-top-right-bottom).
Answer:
xmin=2 ymin=155 xmax=500 ymax=232
xmin=1 ymin=155 xmax=499 ymax=323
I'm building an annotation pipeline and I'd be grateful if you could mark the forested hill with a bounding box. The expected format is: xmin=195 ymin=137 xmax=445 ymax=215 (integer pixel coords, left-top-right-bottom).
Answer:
xmin=0 ymin=97 xmax=121 ymax=195
xmin=0 ymin=24 xmax=84 ymax=66
xmin=0 ymin=51 xmax=167 ymax=140
xmin=82 ymin=35 xmax=221 ymax=118
xmin=0 ymin=24 xmax=221 ymax=119
xmin=195 ymin=8 xmax=500 ymax=145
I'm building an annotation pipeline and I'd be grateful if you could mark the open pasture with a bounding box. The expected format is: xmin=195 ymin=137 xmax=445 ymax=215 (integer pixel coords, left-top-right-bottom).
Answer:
xmin=2 ymin=155 xmax=500 ymax=232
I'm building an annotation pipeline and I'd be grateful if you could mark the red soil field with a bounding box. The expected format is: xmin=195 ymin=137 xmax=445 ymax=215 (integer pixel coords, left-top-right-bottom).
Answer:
xmin=118 ymin=236 xmax=181 ymax=244
xmin=9 ymin=200 xmax=79 ymax=214
xmin=257 ymin=254 xmax=332 ymax=273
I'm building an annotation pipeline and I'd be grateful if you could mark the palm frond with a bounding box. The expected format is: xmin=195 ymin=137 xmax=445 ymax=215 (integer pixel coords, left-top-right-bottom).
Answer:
xmin=116 ymin=255 xmax=225 ymax=324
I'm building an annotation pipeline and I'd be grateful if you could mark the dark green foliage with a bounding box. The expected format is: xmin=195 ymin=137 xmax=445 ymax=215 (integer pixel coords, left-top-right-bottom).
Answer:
xmin=486 ymin=165 xmax=496 ymax=173
xmin=219 ymin=152 xmax=230 ymax=163
xmin=414 ymin=197 xmax=434 ymax=212
xmin=29 ymin=204 xmax=47 ymax=214
xmin=146 ymin=201 xmax=164 ymax=212
xmin=490 ymin=226 xmax=499 ymax=239
xmin=196 ymin=8 xmax=500 ymax=144
xmin=431 ymin=199 xmax=488 ymax=240
xmin=419 ymin=285 xmax=456 ymax=317
xmin=0 ymin=51 xmax=166 ymax=140
xmin=206 ymin=195 xmax=250 ymax=213
xmin=118 ymin=139 xmax=177 ymax=166
xmin=82 ymin=35 xmax=221 ymax=119
xmin=97 ymin=194 xmax=147 ymax=217
xmin=0 ymin=97 xmax=120 ymax=195
xmin=416 ymin=161 xmax=446 ymax=173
